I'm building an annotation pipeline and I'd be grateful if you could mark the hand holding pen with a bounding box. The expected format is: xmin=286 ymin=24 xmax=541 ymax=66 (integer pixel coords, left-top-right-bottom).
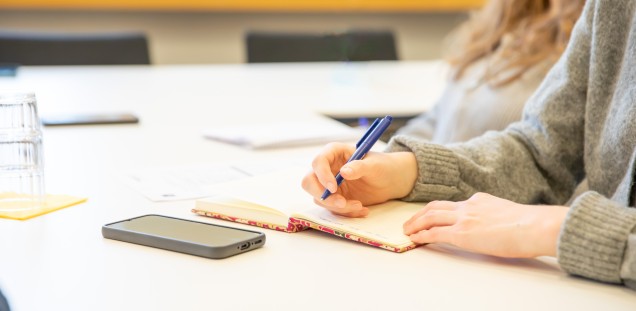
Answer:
xmin=320 ymin=116 xmax=393 ymax=200
xmin=301 ymin=115 xmax=418 ymax=218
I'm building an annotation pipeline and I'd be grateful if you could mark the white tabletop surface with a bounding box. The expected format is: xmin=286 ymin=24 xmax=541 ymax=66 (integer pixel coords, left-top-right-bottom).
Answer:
xmin=0 ymin=61 xmax=635 ymax=311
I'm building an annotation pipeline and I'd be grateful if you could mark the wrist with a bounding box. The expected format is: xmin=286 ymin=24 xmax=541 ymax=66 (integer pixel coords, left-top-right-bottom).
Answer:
xmin=532 ymin=205 xmax=569 ymax=257
xmin=390 ymin=152 xmax=418 ymax=199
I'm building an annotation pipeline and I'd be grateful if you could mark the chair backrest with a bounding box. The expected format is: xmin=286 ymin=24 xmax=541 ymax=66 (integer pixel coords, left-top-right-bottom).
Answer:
xmin=0 ymin=31 xmax=151 ymax=65
xmin=246 ymin=30 xmax=398 ymax=63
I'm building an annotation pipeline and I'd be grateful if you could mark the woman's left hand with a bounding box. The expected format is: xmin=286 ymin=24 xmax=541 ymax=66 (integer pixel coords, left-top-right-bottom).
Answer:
xmin=403 ymin=192 xmax=569 ymax=258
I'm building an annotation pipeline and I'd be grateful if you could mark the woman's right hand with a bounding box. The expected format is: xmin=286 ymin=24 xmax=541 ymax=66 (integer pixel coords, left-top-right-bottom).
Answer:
xmin=301 ymin=142 xmax=418 ymax=217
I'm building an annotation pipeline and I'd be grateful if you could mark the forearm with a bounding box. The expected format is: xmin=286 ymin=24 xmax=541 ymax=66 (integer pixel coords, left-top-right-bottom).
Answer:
xmin=386 ymin=131 xmax=571 ymax=204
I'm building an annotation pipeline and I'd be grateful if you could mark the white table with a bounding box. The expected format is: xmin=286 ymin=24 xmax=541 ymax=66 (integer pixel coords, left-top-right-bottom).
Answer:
xmin=0 ymin=62 xmax=634 ymax=311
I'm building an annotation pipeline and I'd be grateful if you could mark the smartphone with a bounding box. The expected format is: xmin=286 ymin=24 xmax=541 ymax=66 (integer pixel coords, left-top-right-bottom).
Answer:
xmin=102 ymin=214 xmax=265 ymax=259
xmin=41 ymin=112 xmax=139 ymax=126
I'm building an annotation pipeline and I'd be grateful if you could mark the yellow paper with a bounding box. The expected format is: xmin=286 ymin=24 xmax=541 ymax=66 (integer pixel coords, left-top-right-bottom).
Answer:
xmin=0 ymin=193 xmax=87 ymax=220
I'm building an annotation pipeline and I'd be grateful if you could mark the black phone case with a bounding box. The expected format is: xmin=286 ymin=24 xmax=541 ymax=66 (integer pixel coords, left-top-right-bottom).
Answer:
xmin=102 ymin=214 xmax=265 ymax=259
xmin=41 ymin=113 xmax=139 ymax=126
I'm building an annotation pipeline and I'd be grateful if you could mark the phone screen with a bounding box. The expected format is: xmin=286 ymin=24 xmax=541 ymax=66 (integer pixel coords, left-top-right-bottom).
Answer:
xmin=106 ymin=215 xmax=262 ymax=247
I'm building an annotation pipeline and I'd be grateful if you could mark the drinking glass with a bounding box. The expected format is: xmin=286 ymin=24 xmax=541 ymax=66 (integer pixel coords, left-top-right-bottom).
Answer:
xmin=0 ymin=92 xmax=45 ymax=211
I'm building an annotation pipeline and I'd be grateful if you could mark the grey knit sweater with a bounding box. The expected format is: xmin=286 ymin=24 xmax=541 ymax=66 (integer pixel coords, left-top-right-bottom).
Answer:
xmin=396 ymin=57 xmax=552 ymax=144
xmin=387 ymin=0 xmax=636 ymax=290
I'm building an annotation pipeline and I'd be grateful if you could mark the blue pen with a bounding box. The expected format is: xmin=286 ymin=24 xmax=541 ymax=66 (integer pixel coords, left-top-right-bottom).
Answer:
xmin=320 ymin=115 xmax=393 ymax=200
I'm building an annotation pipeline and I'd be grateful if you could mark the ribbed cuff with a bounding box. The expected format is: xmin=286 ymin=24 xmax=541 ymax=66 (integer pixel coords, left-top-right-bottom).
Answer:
xmin=386 ymin=135 xmax=461 ymax=202
xmin=558 ymin=191 xmax=636 ymax=283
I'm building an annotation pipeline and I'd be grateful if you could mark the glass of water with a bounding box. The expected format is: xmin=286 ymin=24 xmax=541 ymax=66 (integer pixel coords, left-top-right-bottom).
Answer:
xmin=0 ymin=92 xmax=45 ymax=211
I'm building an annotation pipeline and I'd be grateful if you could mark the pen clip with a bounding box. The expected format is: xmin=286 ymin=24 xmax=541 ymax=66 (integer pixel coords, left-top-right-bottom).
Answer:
xmin=356 ymin=118 xmax=380 ymax=148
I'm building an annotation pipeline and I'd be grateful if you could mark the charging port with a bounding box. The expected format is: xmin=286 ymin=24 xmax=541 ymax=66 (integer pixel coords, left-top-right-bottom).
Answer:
xmin=240 ymin=243 xmax=250 ymax=250
xmin=254 ymin=239 xmax=262 ymax=245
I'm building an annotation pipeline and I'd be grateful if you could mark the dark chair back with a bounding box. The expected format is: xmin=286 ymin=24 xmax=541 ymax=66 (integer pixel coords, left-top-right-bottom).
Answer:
xmin=0 ymin=31 xmax=151 ymax=65
xmin=246 ymin=30 xmax=398 ymax=63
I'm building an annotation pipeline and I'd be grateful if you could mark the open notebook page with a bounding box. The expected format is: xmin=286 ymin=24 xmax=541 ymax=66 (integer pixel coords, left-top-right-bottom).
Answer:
xmin=199 ymin=166 xmax=315 ymax=227
xmin=294 ymin=200 xmax=423 ymax=249
xmin=201 ymin=167 xmax=425 ymax=247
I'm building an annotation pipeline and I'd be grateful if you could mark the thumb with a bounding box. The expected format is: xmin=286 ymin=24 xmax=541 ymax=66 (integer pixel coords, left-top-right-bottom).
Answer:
xmin=339 ymin=157 xmax=375 ymax=181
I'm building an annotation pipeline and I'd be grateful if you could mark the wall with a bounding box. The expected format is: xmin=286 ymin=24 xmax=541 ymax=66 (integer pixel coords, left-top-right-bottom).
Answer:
xmin=0 ymin=10 xmax=468 ymax=64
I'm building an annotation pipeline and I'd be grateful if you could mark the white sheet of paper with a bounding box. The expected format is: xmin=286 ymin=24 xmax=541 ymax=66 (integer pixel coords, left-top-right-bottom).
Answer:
xmin=121 ymin=159 xmax=309 ymax=202
xmin=122 ymin=164 xmax=252 ymax=201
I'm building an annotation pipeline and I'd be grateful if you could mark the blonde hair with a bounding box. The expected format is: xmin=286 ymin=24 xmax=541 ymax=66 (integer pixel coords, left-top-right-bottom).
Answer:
xmin=445 ymin=0 xmax=585 ymax=87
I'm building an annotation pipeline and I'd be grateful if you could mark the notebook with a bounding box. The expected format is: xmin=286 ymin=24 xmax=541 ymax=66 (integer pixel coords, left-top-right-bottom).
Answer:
xmin=192 ymin=167 xmax=425 ymax=253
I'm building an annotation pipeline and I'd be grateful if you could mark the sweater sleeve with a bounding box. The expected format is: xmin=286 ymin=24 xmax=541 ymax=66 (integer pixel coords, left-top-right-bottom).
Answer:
xmin=555 ymin=0 xmax=636 ymax=288
xmin=388 ymin=0 xmax=636 ymax=289
xmin=559 ymin=192 xmax=636 ymax=290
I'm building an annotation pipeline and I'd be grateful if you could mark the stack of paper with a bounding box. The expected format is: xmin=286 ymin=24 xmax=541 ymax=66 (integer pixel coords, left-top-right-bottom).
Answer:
xmin=202 ymin=115 xmax=362 ymax=149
